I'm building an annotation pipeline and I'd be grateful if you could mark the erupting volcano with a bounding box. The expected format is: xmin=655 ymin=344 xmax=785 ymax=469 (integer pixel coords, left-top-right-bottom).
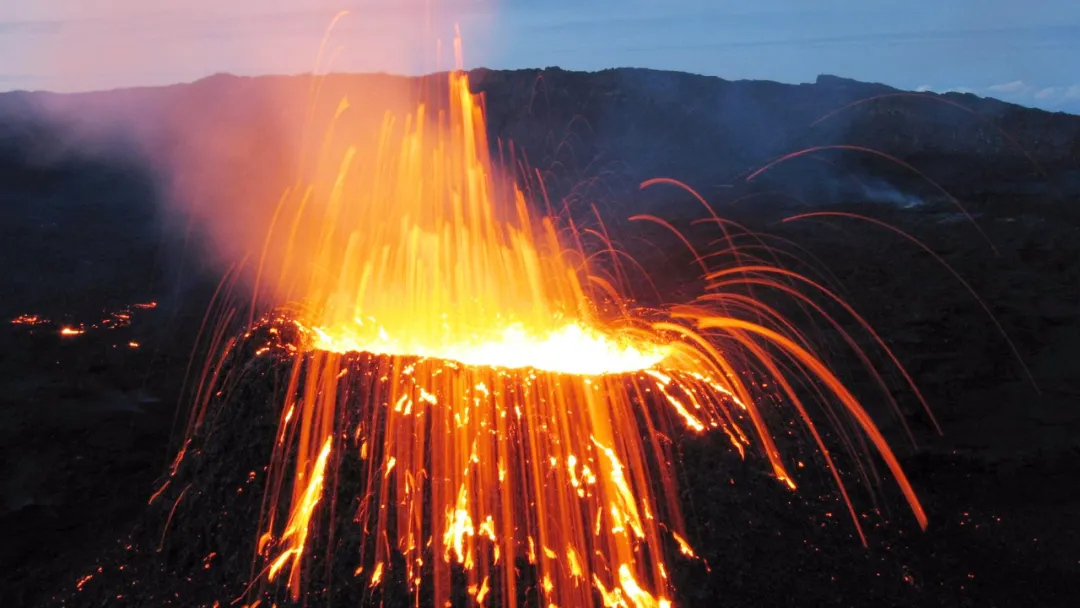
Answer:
xmin=156 ymin=33 xmax=933 ymax=608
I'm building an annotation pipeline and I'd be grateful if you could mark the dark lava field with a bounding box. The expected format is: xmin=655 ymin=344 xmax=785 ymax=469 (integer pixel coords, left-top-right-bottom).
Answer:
xmin=1 ymin=68 xmax=1078 ymax=607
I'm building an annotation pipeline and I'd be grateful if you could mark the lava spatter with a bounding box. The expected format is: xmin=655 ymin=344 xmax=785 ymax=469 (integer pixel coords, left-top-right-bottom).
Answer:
xmin=170 ymin=35 xmax=929 ymax=608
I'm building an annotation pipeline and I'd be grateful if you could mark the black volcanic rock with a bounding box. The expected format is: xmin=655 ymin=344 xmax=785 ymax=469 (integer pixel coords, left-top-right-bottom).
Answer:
xmin=2 ymin=67 xmax=1078 ymax=210
xmin=3 ymin=68 xmax=1080 ymax=607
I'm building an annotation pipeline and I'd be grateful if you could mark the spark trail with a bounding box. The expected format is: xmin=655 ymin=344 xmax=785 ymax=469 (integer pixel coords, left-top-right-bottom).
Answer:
xmin=175 ymin=41 xmax=929 ymax=608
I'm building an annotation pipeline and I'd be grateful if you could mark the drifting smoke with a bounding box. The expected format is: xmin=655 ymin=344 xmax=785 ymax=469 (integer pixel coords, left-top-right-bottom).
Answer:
xmin=11 ymin=1 xmax=500 ymax=299
xmin=857 ymin=177 xmax=925 ymax=208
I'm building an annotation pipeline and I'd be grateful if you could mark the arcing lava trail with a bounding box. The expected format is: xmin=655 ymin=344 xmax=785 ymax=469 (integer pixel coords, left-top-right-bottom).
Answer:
xmin=158 ymin=45 xmax=928 ymax=608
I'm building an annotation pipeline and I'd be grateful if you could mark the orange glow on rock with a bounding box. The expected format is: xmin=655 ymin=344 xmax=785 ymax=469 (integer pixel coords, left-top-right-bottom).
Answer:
xmin=180 ymin=31 xmax=929 ymax=608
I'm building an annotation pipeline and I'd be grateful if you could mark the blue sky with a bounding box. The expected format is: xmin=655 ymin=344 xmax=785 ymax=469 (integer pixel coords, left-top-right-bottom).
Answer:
xmin=3 ymin=0 xmax=1079 ymax=113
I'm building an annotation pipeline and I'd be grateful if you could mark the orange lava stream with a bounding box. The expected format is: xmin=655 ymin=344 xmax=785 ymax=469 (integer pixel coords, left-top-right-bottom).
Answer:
xmin=197 ymin=42 xmax=931 ymax=608
xmin=256 ymin=66 xmax=693 ymax=607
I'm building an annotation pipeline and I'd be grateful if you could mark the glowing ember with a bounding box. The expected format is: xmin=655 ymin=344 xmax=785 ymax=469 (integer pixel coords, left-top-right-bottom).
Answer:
xmin=179 ymin=32 xmax=929 ymax=608
xmin=11 ymin=314 xmax=49 ymax=325
xmin=10 ymin=302 xmax=157 ymax=336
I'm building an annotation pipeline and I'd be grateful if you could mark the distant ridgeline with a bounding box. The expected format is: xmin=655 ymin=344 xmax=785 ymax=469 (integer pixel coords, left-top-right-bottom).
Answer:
xmin=2 ymin=68 xmax=1079 ymax=207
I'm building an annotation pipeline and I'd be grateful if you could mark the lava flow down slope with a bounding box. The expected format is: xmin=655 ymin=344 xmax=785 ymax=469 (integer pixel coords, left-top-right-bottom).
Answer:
xmin=62 ymin=35 xmax=930 ymax=608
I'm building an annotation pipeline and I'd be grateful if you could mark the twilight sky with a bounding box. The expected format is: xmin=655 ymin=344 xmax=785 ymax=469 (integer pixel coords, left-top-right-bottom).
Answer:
xmin=3 ymin=0 xmax=1079 ymax=113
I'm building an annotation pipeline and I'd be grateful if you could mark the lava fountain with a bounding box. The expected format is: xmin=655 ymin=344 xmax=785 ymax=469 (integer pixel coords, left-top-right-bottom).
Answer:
xmin=174 ymin=40 xmax=930 ymax=608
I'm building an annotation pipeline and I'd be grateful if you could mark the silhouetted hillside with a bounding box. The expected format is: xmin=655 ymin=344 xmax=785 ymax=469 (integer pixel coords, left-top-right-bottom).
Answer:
xmin=3 ymin=68 xmax=1079 ymax=212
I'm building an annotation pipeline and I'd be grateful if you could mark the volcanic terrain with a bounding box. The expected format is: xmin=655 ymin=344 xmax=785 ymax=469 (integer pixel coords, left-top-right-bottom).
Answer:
xmin=1 ymin=68 xmax=1078 ymax=607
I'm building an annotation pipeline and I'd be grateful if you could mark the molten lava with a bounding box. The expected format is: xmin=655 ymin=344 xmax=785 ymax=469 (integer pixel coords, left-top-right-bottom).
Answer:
xmin=180 ymin=37 xmax=929 ymax=608
xmin=262 ymin=60 xmax=669 ymax=378
xmin=309 ymin=319 xmax=670 ymax=375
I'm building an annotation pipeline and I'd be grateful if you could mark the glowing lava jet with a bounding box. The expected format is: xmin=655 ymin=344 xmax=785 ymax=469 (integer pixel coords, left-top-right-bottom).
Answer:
xmin=180 ymin=39 xmax=928 ymax=608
